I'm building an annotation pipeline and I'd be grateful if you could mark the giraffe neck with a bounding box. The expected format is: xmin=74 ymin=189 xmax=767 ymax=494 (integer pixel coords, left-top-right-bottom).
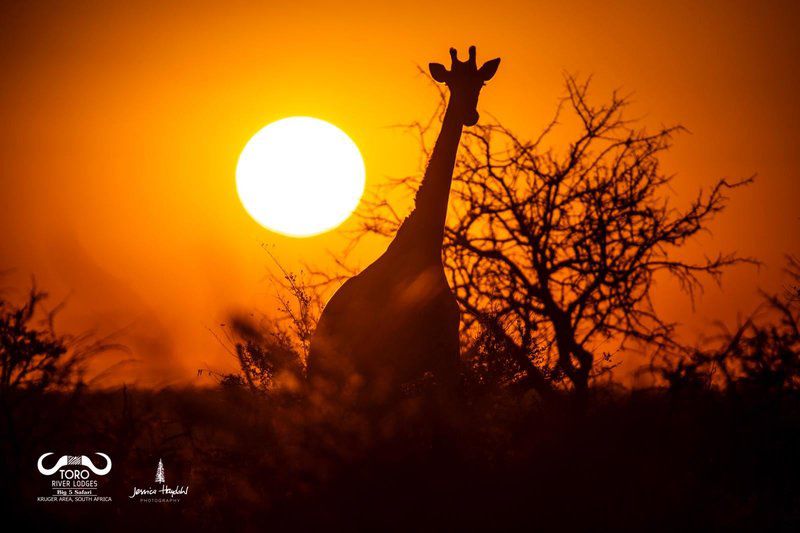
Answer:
xmin=388 ymin=101 xmax=464 ymax=263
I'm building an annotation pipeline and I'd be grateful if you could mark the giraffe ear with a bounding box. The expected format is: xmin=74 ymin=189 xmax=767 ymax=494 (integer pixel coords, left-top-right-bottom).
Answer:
xmin=478 ymin=58 xmax=501 ymax=81
xmin=429 ymin=63 xmax=449 ymax=83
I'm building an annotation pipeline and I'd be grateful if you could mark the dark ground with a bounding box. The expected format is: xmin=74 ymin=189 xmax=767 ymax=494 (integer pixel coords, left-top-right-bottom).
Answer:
xmin=1 ymin=384 xmax=798 ymax=532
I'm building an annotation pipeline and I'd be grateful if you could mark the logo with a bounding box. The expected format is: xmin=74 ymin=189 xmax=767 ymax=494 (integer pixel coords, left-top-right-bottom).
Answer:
xmin=129 ymin=458 xmax=189 ymax=503
xmin=155 ymin=458 xmax=165 ymax=483
xmin=36 ymin=452 xmax=113 ymax=503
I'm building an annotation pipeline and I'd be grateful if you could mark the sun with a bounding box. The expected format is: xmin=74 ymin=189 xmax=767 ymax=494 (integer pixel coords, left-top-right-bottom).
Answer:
xmin=236 ymin=117 xmax=365 ymax=237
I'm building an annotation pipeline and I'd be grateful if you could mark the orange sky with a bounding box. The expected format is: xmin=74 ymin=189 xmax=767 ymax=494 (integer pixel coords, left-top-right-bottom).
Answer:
xmin=1 ymin=0 xmax=798 ymax=386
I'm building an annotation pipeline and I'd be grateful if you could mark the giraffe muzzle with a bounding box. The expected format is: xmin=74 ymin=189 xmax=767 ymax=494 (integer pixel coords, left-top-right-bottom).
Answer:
xmin=463 ymin=110 xmax=480 ymax=127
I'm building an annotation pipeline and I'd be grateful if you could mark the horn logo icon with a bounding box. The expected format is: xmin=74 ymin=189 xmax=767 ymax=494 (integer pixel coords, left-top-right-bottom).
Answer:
xmin=37 ymin=453 xmax=112 ymax=476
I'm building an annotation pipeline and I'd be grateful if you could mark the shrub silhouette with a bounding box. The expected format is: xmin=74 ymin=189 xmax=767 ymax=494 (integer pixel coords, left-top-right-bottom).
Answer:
xmin=654 ymin=255 xmax=800 ymax=395
xmin=0 ymin=280 xmax=120 ymax=397
xmin=1 ymin=284 xmax=73 ymax=395
xmin=208 ymin=256 xmax=316 ymax=396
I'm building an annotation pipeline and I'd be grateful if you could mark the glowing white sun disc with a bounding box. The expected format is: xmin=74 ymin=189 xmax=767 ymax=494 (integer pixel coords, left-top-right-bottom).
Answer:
xmin=236 ymin=117 xmax=365 ymax=237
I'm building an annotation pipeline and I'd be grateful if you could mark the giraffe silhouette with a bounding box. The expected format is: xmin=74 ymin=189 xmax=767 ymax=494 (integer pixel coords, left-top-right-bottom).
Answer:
xmin=308 ymin=46 xmax=500 ymax=403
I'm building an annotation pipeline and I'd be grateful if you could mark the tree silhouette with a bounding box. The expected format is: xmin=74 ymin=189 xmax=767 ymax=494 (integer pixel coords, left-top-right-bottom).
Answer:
xmin=356 ymin=75 xmax=751 ymax=397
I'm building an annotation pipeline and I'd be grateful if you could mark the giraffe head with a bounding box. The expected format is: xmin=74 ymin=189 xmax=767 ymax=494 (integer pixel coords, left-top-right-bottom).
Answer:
xmin=429 ymin=46 xmax=500 ymax=127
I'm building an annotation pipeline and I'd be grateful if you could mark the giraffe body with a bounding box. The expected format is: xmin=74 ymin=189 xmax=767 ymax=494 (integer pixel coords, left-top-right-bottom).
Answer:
xmin=308 ymin=245 xmax=460 ymax=401
xmin=307 ymin=47 xmax=500 ymax=402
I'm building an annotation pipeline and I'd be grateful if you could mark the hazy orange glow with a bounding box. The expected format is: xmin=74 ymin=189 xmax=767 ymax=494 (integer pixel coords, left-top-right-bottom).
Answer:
xmin=1 ymin=1 xmax=798 ymax=385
